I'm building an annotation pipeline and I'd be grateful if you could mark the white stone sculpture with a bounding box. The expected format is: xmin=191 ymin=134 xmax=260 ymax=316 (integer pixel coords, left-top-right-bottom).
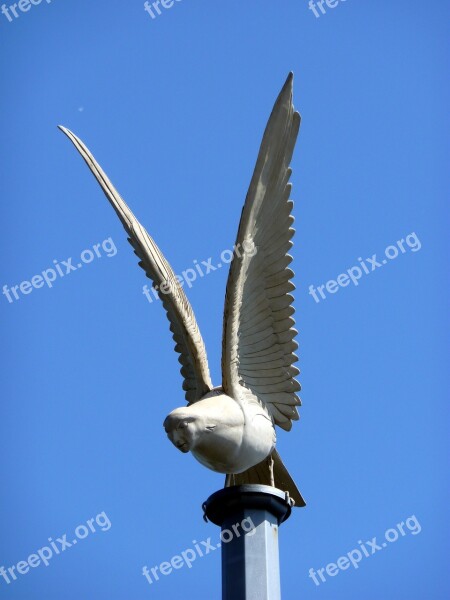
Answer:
xmin=59 ymin=73 xmax=305 ymax=506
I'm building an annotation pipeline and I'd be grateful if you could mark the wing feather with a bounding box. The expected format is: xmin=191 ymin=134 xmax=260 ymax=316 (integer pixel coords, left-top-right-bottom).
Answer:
xmin=221 ymin=73 xmax=301 ymax=429
xmin=59 ymin=126 xmax=212 ymax=403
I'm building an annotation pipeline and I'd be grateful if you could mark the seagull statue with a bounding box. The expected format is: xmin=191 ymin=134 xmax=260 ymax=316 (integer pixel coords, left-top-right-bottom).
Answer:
xmin=59 ymin=73 xmax=305 ymax=506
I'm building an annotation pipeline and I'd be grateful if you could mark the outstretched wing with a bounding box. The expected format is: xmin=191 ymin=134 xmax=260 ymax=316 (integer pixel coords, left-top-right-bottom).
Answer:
xmin=59 ymin=126 xmax=212 ymax=403
xmin=221 ymin=73 xmax=301 ymax=431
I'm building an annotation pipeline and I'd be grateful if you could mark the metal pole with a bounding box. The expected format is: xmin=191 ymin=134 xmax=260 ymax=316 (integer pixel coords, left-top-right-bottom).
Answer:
xmin=203 ymin=484 xmax=293 ymax=600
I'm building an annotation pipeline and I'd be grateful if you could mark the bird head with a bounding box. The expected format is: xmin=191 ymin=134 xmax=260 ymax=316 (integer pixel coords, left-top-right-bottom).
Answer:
xmin=163 ymin=409 xmax=199 ymax=453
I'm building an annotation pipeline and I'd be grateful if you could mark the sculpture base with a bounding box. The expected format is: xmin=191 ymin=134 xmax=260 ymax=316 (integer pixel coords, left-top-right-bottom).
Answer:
xmin=203 ymin=485 xmax=293 ymax=600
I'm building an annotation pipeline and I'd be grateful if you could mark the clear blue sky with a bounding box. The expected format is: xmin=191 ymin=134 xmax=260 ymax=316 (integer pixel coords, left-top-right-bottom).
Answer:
xmin=1 ymin=1 xmax=448 ymax=599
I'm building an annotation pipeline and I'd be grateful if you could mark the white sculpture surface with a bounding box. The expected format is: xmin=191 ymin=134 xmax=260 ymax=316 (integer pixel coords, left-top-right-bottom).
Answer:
xmin=59 ymin=73 xmax=305 ymax=506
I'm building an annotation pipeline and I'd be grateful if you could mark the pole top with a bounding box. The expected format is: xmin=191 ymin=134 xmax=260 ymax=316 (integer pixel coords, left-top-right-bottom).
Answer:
xmin=202 ymin=485 xmax=294 ymax=527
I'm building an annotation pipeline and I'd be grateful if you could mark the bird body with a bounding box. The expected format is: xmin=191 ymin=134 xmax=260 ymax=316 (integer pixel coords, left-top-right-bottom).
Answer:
xmin=164 ymin=387 xmax=276 ymax=474
xmin=59 ymin=73 xmax=306 ymax=506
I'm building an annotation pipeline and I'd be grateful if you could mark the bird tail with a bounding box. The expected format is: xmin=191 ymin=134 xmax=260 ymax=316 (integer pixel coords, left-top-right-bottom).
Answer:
xmin=230 ymin=449 xmax=306 ymax=507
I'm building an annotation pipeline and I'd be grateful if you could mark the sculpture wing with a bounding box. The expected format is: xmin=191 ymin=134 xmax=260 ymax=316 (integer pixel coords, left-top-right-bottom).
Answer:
xmin=58 ymin=126 xmax=212 ymax=403
xmin=221 ymin=73 xmax=301 ymax=431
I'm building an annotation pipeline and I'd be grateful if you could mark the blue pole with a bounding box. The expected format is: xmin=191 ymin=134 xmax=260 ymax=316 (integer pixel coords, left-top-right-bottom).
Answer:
xmin=203 ymin=485 xmax=293 ymax=600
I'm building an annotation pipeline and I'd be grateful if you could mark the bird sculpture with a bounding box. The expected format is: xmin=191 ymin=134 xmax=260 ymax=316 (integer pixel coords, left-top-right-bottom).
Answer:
xmin=59 ymin=72 xmax=305 ymax=506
